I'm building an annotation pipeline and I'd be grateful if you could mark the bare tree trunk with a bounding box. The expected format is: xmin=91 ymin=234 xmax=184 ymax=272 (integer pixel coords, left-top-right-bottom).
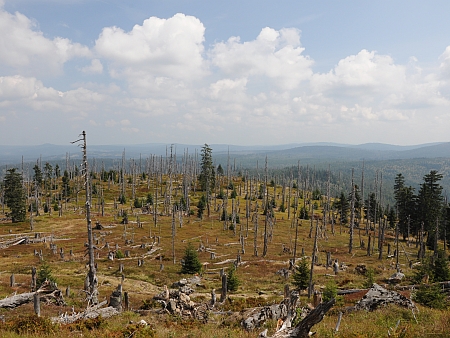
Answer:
xmin=349 ymin=168 xmax=355 ymax=254
xmin=73 ymin=131 xmax=98 ymax=305
xmin=308 ymin=220 xmax=319 ymax=299
xmin=172 ymin=204 xmax=176 ymax=264
xmin=263 ymin=157 xmax=269 ymax=257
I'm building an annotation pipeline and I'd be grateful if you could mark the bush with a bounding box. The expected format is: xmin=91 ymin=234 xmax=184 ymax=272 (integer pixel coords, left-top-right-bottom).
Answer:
xmin=181 ymin=243 xmax=202 ymax=274
xmin=292 ymin=257 xmax=309 ymax=291
xmin=133 ymin=197 xmax=143 ymax=208
xmin=433 ymin=251 xmax=450 ymax=282
xmin=363 ymin=268 xmax=375 ymax=288
xmin=146 ymin=193 xmax=153 ymax=205
xmin=197 ymin=195 xmax=206 ymax=219
xmin=7 ymin=315 xmax=58 ymax=335
xmin=120 ymin=323 xmax=155 ymax=338
xmin=74 ymin=316 xmax=106 ymax=331
xmin=121 ymin=210 xmax=128 ymax=224
xmin=227 ymin=265 xmax=240 ymax=292
xmin=119 ymin=194 xmax=126 ymax=204
xmin=36 ymin=262 xmax=57 ymax=288
xmin=323 ymin=280 xmax=338 ymax=302
xmin=115 ymin=250 xmax=125 ymax=259
xmin=413 ymin=285 xmax=448 ymax=309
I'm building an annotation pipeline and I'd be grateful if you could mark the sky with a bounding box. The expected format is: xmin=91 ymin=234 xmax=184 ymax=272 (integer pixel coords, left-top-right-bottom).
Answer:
xmin=1 ymin=1 xmax=450 ymax=146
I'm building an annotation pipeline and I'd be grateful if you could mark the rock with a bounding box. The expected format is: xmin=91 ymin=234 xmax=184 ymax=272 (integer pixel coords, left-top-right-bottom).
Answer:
xmin=355 ymin=264 xmax=367 ymax=275
xmin=352 ymin=283 xmax=415 ymax=311
xmin=388 ymin=272 xmax=405 ymax=284
xmin=242 ymin=303 xmax=288 ymax=330
xmin=167 ymin=299 xmax=178 ymax=313
xmin=179 ymin=285 xmax=195 ymax=295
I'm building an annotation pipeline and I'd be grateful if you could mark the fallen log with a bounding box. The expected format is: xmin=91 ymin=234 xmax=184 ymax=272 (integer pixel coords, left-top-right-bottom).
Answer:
xmin=51 ymin=300 xmax=119 ymax=324
xmin=337 ymin=289 xmax=365 ymax=295
xmin=0 ymin=280 xmax=65 ymax=309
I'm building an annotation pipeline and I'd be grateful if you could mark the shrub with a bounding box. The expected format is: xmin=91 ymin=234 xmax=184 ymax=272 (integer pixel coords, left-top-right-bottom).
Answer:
xmin=363 ymin=268 xmax=375 ymax=288
xmin=133 ymin=197 xmax=143 ymax=208
xmin=36 ymin=262 xmax=57 ymax=288
xmin=413 ymin=285 xmax=448 ymax=309
xmin=197 ymin=195 xmax=206 ymax=219
xmin=292 ymin=257 xmax=309 ymax=291
xmin=119 ymin=194 xmax=126 ymax=204
xmin=181 ymin=243 xmax=202 ymax=274
xmin=227 ymin=265 xmax=240 ymax=292
xmin=120 ymin=323 xmax=155 ymax=338
xmin=323 ymin=280 xmax=338 ymax=302
xmin=74 ymin=316 xmax=106 ymax=331
xmin=121 ymin=210 xmax=128 ymax=224
xmin=433 ymin=251 xmax=450 ymax=282
xmin=146 ymin=193 xmax=153 ymax=205
xmin=7 ymin=315 xmax=58 ymax=335
xmin=115 ymin=250 xmax=125 ymax=259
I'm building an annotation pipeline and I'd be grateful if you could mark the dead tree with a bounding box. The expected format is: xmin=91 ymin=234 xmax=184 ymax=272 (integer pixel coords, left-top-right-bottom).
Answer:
xmin=308 ymin=220 xmax=319 ymax=298
xmin=349 ymin=168 xmax=355 ymax=254
xmin=263 ymin=156 xmax=269 ymax=257
xmin=72 ymin=131 xmax=98 ymax=305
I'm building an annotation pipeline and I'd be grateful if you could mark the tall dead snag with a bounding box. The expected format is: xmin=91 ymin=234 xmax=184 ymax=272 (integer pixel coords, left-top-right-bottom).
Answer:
xmin=263 ymin=156 xmax=269 ymax=257
xmin=349 ymin=168 xmax=355 ymax=254
xmin=308 ymin=219 xmax=319 ymax=298
xmin=72 ymin=131 xmax=98 ymax=305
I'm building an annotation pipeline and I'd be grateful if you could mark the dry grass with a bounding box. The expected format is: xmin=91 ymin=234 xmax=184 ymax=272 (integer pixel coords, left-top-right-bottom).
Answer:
xmin=0 ymin=174 xmax=448 ymax=337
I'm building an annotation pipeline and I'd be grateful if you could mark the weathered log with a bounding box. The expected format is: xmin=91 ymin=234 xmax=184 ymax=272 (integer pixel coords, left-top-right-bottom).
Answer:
xmin=51 ymin=300 xmax=119 ymax=324
xmin=337 ymin=288 xmax=365 ymax=295
xmin=0 ymin=280 xmax=64 ymax=309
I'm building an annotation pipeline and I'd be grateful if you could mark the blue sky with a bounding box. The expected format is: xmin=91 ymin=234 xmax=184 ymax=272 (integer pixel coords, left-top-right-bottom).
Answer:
xmin=1 ymin=0 xmax=450 ymax=146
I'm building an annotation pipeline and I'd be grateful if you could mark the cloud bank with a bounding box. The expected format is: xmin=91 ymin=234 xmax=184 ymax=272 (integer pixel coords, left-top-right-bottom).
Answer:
xmin=1 ymin=6 xmax=450 ymax=146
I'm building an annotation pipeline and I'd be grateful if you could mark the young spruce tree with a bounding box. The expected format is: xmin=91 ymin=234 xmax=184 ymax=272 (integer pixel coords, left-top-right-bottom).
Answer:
xmin=292 ymin=256 xmax=310 ymax=292
xmin=181 ymin=243 xmax=202 ymax=274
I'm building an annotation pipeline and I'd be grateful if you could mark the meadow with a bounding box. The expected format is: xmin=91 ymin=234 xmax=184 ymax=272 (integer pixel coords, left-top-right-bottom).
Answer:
xmin=0 ymin=167 xmax=449 ymax=338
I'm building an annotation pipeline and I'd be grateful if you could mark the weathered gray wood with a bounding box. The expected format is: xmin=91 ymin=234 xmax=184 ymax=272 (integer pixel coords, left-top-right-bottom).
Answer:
xmin=0 ymin=281 xmax=64 ymax=309
xmin=350 ymin=283 xmax=416 ymax=312
xmin=335 ymin=311 xmax=343 ymax=332
xmin=109 ymin=285 xmax=122 ymax=311
xmin=31 ymin=267 xmax=37 ymax=291
xmin=33 ymin=293 xmax=40 ymax=317
xmin=220 ymin=274 xmax=227 ymax=302
xmin=263 ymin=298 xmax=335 ymax=338
xmin=124 ymin=291 xmax=129 ymax=311
xmin=51 ymin=301 xmax=119 ymax=324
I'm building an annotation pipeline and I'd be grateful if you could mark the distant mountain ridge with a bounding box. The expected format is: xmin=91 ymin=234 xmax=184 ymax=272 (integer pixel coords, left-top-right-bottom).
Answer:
xmin=0 ymin=142 xmax=448 ymax=166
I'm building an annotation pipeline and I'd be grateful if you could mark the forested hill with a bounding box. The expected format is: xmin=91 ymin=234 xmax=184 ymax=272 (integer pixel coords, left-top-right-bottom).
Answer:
xmin=1 ymin=142 xmax=450 ymax=204
xmin=0 ymin=142 xmax=448 ymax=166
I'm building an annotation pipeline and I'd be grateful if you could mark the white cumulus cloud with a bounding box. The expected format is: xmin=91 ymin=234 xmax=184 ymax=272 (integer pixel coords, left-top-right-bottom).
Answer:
xmin=82 ymin=59 xmax=103 ymax=74
xmin=210 ymin=27 xmax=313 ymax=90
xmin=95 ymin=13 xmax=206 ymax=84
xmin=0 ymin=8 xmax=90 ymax=76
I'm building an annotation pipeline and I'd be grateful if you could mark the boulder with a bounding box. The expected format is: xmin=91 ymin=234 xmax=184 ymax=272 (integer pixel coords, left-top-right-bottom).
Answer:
xmin=352 ymin=283 xmax=415 ymax=311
